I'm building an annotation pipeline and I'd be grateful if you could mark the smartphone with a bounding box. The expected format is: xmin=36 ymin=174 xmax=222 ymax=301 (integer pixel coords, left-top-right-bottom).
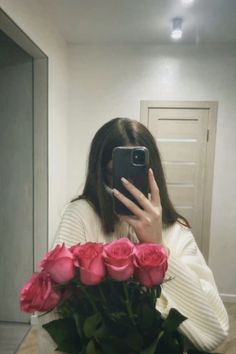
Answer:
xmin=112 ymin=146 xmax=149 ymax=215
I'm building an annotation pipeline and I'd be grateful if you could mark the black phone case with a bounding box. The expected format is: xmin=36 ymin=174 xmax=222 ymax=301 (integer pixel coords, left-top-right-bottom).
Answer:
xmin=112 ymin=147 xmax=149 ymax=215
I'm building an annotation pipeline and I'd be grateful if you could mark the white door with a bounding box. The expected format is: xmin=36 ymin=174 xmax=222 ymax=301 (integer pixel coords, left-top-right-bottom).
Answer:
xmin=141 ymin=102 xmax=217 ymax=258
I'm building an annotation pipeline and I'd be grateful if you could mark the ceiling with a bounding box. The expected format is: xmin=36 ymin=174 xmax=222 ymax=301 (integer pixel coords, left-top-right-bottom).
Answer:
xmin=41 ymin=0 xmax=236 ymax=44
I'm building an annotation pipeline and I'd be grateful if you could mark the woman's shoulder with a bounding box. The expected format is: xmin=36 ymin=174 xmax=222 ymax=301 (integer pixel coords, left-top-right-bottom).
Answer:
xmin=163 ymin=220 xmax=194 ymax=247
xmin=63 ymin=199 xmax=99 ymax=223
xmin=164 ymin=219 xmax=191 ymax=234
xmin=67 ymin=198 xmax=94 ymax=211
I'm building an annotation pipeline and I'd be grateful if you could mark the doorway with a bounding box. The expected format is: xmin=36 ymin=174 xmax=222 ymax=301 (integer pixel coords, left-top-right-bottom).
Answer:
xmin=0 ymin=29 xmax=34 ymax=323
xmin=0 ymin=5 xmax=48 ymax=333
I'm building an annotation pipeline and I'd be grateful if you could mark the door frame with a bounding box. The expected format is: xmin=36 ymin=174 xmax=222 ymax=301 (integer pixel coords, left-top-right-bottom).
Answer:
xmin=0 ymin=8 xmax=48 ymax=271
xmin=140 ymin=100 xmax=218 ymax=261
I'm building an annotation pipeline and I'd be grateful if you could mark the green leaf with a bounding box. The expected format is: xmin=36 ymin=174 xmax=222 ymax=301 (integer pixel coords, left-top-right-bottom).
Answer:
xmin=109 ymin=311 xmax=128 ymax=322
xmin=140 ymin=332 xmax=163 ymax=354
xmin=137 ymin=302 xmax=162 ymax=339
xmin=43 ymin=318 xmax=81 ymax=354
xmin=103 ymin=311 xmax=132 ymax=336
xmin=156 ymin=331 xmax=184 ymax=354
xmin=139 ymin=302 xmax=156 ymax=329
xmin=93 ymin=322 xmax=109 ymax=339
xmin=162 ymin=308 xmax=187 ymax=333
xmin=86 ymin=339 xmax=102 ymax=354
xmin=99 ymin=337 xmax=129 ymax=354
xmin=83 ymin=312 xmax=103 ymax=338
xmin=125 ymin=331 xmax=143 ymax=351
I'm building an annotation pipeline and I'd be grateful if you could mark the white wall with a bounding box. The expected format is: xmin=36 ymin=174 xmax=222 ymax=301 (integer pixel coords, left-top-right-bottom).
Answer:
xmin=0 ymin=0 xmax=69 ymax=246
xmin=68 ymin=44 xmax=236 ymax=298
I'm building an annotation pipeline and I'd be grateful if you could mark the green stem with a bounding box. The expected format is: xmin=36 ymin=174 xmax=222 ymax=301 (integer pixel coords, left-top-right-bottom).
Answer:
xmin=108 ymin=280 xmax=125 ymax=304
xmin=98 ymin=285 xmax=106 ymax=304
xmin=123 ymin=282 xmax=135 ymax=325
xmin=152 ymin=287 xmax=156 ymax=308
xmin=73 ymin=312 xmax=83 ymax=339
xmin=79 ymin=285 xmax=98 ymax=312
xmin=156 ymin=330 xmax=164 ymax=346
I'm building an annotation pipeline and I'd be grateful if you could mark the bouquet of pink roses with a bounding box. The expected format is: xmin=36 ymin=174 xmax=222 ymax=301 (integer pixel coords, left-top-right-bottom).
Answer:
xmin=20 ymin=238 xmax=216 ymax=354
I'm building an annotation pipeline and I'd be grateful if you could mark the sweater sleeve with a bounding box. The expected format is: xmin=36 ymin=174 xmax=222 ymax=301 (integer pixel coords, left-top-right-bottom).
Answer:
xmin=51 ymin=202 xmax=87 ymax=247
xmin=159 ymin=225 xmax=229 ymax=351
xmin=38 ymin=202 xmax=87 ymax=354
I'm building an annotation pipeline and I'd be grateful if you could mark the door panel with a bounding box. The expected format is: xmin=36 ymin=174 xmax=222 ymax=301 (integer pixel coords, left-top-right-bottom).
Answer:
xmin=176 ymin=207 xmax=194 ymax=224
xmin=0 ymin=31 xmax=33 ymax=323
xmin=164 ymin=162 xmax=196 ymax=184
xmin=168 ymin=185 xmax=195 ymax=205
xmin=152 ymin=119 xmax=199 ymax=139
xmin=158 ymin=141 xmax=198 ymax=161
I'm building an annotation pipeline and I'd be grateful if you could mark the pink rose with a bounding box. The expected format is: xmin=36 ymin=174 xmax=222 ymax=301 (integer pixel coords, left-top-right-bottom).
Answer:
xmin=103 ymin=237 xmax=134 ymax=281
xmin=20 ymin=271 xmax=61 ymax=313
xmin=134 ymin=243 xmax=168 ymax=288
xmin=72 ymin=242 xmax=105 ymax=285
xmin=39 ymin=243 xmax=75 ymax=283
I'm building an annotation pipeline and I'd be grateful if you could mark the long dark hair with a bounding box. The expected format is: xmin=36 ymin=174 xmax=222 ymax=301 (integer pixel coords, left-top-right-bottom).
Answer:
xmin=73 ymin=118 xmax=190 ymax=234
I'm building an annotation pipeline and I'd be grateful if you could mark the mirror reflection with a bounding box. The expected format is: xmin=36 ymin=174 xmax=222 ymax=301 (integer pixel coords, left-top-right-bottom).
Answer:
xmin=0 ymin=1 xmax=235 ymax=353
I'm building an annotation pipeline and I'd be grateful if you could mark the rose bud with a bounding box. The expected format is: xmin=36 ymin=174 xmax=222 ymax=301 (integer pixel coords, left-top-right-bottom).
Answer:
xmin=72 ymin=242 xmax=105 ymax=286
xmin=134 ymin=243 xmax=168 ymax=288
xmin=39 ymin=243 xmax=75 ymax=283
xmin=20 ymin=271 xmax=61 ymax=313
xmin=103 ymin=237 xmax=134 ymax=281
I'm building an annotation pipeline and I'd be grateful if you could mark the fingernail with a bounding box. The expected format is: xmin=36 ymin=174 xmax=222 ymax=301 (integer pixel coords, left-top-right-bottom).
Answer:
xmin=121 ymin=177 xmax=129 ymax=184
xmin=149 ymin=168 xmax=153 ymax=175
xmin=113 ymin=188 xmax=120 ymax=195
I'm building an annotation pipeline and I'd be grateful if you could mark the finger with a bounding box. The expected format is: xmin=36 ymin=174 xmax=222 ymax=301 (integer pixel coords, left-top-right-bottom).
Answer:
xmin=120 ymin=177 xmax=153 ymax=212
xmin=113 ymin=188 xmax=144 ymax=218
xmin=148 ymin=168 xmax=161 ymax=206
xmin=119 ymin=215 xmax=139 ymax=228
xmin=119 ymin=215 xmax=138 ymax=221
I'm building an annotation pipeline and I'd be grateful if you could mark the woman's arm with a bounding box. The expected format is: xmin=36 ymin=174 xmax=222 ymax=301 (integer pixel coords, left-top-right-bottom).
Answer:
xmin=159 ymin=225 xmax=229 ymax=351
xmin=114 ymin=169 xmax=228 ymax=351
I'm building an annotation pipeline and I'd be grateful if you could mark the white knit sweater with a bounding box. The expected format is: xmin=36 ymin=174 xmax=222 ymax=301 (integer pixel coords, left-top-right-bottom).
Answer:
xmin=38 ymin=199 xmax=229 ymax=353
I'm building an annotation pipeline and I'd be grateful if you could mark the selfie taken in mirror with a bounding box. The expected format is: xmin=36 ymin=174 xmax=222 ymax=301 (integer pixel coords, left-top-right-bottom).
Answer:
xmin=0 ymin=1 xmax=235 ymax=353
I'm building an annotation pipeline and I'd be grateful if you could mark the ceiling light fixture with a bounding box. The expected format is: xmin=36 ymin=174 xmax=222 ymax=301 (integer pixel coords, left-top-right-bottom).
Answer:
xmin=182 ymin=0 xmax=195 ymax=7
xmin=171 ymin=18 xmax=183 ymax=40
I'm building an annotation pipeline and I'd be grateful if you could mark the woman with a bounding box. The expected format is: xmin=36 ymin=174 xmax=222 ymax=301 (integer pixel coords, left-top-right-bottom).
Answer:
xmin=38 ymin=117 xmax=228 ymax=352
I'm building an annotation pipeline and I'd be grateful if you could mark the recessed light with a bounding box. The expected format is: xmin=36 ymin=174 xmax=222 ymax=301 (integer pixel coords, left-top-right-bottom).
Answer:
xmin=171 ymin=18 xmax=183 ymax=40
xmin=182 ymin=0 xmax=195 ymax=7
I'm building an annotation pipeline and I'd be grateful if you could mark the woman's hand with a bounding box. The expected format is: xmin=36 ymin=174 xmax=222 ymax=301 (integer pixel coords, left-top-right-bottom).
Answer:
xmin=113 ymin=168 xmax=163 ymax=244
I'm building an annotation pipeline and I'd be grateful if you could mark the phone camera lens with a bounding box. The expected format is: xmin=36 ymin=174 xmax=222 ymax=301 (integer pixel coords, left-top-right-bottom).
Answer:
xmin=132 ymin=150 xmax=145 ymax=165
